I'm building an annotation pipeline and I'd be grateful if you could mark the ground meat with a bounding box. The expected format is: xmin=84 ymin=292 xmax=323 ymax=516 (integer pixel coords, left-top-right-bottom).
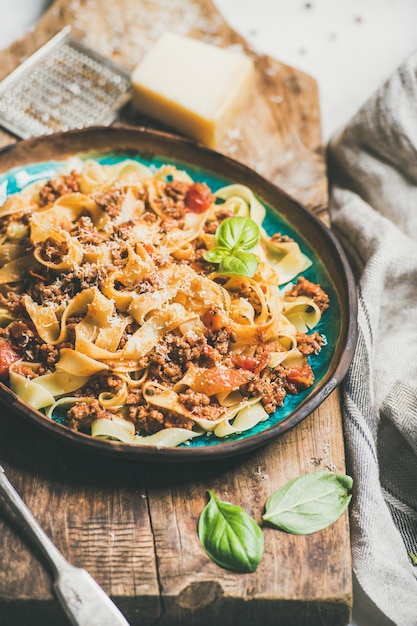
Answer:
xmin=160 ymin=180 xmax=190 ymax=219
xmin=38 ymin=171 xmax=81 ymax=206
xmin=205 ymin=326 xmax=237 ymax=355
xmin=186 ymin=247 xmax=217 ymax=275
xmin=60 ymin=263 xmax=110 ymax=293
xmin=242 ymin=361 xmax=314 ymax=409
xmin=160 ymin=217 xmax=184 ymax=232
xmin=148 ymin=353 xmax=184 ymax=384
xmin=190 ymin=404 xmax=223 ymax=420
xmin=7 ymin=320 xmax=36 ymax=350
xmin=70 ymin=215 xmax=106 ymax=245
xmin=110 ymin=271 xmax=162 ymax=299
xmin=178 ymin=389 xmax=211 ymax=409
xmin=127 ymin=405 xmax=165 ymax=433
xmin=0 ymin=319 xmax=72 ymax=371
xmin=159 ymin=332 xmax=206 ymax=365
xmin=286 ymin=276 xmax=330 ymax=313
xmin=141 ymin=211 xmax=159 ymax=224
xmin=215 ymin=208 xmax=234 ymax=222
xmin=0 ymin=212 xmax=30 ymax=238
xmin=12 ymin=362 xmax=44 ymax=379
xmin=190 ymin=236 xmax=207 ymax=252
xmin=165 ymin=180 xmax=190 ymax=204
xmin=254 ymin=341 xmax=286 ymax=360
xmin=270 ymin=232 xmax=294 ymax=243
xmin=111 ymin=240 xmax=129 ymax=266
xmin=127 ymin=404 xmax=193 ymax=435
xmin=66 ymin=399 xmax=112 ymax=431
xmin=36 ymin=238 xmax=69 ymax=264
xmin=202 ymin=308 xmax=237 ymax=355
xmin=178 ymin=389 xmax=223 ymax=421
xmin=75 ymin=373 xmax=124 ymax=399
xmin=243 ymin=370 xmax=287 ymax=414
xmin=203 ymin=220 xmax=219 ymax=235
xmin=61 ymin=323 xmax=77 ymax=345
xmin=112 ymin=221 xmax=132 ymax=241
xmin=296 ymin=331 xmax=323 ymax=355
xmin=147 ymin=331 xmax=209 ymax=383
xmin=36 ymin=343 xmax=60 ymax=369
xmin=163 ymin=412 xmax=194 ymax=431
xmin=199 ymin=344 xmax=223 ymax=367
xmin=28 ymin=278 xmax=72 ymax=306
xmin=147 ymin=180 xmax=188 ymax=221
xmin=135 ymin=272 xmax=163 ymax=294
xmin=125 ymin=387 xmax=144 ymax=405
xmin=203 ymin=207 xmax=234 ymax=234
xmin=93 ymin=187 xmax=125 ymax=219
xmin=100 ymin=373 xmax=124 ymax=393
xmin=233 ymin=283 xmax=263 ymax=317
xmin=0 ymin=288 xmax=25 ymax=316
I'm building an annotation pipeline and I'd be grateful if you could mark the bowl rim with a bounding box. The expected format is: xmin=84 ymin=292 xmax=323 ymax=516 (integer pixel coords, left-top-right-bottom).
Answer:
xmin=0 ymin=125 xmax=358 ymax=461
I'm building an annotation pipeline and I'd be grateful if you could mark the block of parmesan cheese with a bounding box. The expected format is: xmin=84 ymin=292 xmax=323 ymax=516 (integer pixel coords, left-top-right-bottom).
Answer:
xmin=131 ymin=32 xmax=255 ymax=149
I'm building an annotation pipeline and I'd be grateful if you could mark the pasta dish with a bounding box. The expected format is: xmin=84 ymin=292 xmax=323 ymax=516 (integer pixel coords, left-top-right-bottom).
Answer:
xmin=0 ymin=158 xmax=329 ymax=447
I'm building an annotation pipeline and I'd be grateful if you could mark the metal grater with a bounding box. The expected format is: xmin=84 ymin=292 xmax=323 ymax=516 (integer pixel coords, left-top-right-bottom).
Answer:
xmin=0 ymin=27 xmax=132 ymax=139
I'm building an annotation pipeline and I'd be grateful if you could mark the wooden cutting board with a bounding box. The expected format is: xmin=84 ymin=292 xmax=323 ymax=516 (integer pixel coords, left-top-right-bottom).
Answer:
xmin=0 ymin=1 xmax=352 ymax=625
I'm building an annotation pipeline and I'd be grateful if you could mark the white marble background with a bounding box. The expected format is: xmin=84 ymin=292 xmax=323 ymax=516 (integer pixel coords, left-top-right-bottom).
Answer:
xmin=1 ymin=0 xmax=416 ymax=141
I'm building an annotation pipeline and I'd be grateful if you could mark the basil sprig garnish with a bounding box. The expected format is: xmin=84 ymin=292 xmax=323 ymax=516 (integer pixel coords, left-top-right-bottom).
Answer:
xmin=204 ymin=216 xmax=260 ymax=277
xmin=262 ymin=471 xmax=353 ymax=534
xmin=198 ymin=490 xmax=264 ymax=573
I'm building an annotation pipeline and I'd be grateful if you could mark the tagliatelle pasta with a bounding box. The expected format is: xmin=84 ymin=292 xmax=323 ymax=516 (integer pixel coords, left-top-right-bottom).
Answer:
xmin=0 ymin=157 xmax=330 ymax=448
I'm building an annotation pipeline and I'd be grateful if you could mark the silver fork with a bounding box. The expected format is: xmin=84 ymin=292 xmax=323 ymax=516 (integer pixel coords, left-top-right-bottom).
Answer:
xmin=0 ymin=464 xmax=131 ymax=625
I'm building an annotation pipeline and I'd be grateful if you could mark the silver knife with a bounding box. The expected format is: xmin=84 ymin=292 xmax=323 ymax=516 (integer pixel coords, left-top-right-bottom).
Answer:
xmin=0 ymin=464 xmax=131 ymax=626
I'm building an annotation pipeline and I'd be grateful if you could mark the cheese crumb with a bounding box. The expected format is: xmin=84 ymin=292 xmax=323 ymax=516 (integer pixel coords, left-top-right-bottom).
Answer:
xmin=131 ymin=32 xmax=255 ymax=149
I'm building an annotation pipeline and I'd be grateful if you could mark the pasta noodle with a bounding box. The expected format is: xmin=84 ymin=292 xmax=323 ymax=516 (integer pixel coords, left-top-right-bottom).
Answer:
xmin=0 ymin=158 xmax=330 ymax=448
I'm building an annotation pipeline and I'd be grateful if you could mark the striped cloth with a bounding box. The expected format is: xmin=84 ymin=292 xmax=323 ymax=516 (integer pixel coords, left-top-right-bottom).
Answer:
xmin=327 ymin=52 xmax=417 ymax=626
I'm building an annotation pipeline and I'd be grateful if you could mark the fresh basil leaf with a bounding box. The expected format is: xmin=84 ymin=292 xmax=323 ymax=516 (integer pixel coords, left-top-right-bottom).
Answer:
xmin=215 ymin=216 xmax=260 ymax=252
xmin=203 ymin=246 xmax=230 ymax=264
xmin=198 ymin=490 xmax=264 ymax=573
xmin=262 ymin=471 xmax=353 ymax=535
xmin=219 ymin=251 xmax=259 ymax=277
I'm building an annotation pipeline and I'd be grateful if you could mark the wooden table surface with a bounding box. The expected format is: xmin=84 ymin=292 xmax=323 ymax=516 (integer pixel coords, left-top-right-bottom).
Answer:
xmin=0 ymin=1 xmax=352 ymax=625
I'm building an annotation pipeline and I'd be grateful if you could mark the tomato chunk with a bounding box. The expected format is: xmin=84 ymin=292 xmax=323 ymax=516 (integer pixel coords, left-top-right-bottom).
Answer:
xmin=231 ymin=355 xmax=260 ymax=372
xmin=184 ymin=183 xmax=214 ymax=214
xmin=188 ymin=366 xmax=252 ymax=396
xmin=201 ymin=306 xmax=229 ymax=331
xmin=0 ymin=338 xmax=19 ymax=378
xmin=233 ymin=349 xmax=272 ymax=374
xmin=285 ymin=364 xmax=314 ymax=391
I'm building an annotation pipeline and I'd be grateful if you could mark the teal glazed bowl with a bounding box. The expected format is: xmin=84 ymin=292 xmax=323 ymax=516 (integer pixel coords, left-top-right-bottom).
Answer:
xmin=0 ymin=126 xmax=357 ymax=461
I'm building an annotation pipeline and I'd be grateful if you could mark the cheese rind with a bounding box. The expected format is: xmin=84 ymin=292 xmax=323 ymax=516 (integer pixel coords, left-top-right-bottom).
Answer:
xmin=131 ymin=32 xmax=255 ymax=149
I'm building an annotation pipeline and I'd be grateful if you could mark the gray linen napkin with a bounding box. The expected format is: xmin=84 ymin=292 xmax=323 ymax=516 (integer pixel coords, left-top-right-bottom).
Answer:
xmin=327 ymin=52 xmax=417 ymax=626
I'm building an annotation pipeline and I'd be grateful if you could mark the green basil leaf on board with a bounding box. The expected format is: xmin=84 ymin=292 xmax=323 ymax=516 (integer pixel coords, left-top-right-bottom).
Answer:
xmin=262 ymin=471 xmax=353 ymax=535
xmin=198 ymin=490 xmax=264 ymax=573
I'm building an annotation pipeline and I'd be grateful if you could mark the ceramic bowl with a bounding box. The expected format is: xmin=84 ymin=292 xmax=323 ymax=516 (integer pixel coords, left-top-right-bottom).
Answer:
xmin=0 ymin=126 xmax=357 ymax=461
